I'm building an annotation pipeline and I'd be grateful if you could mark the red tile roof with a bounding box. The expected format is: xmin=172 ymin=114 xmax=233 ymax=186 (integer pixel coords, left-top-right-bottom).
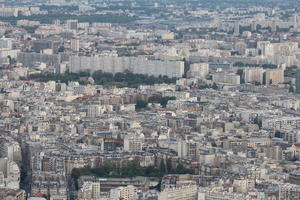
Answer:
xmin=294 ymin=144 xmax=300 ymax=148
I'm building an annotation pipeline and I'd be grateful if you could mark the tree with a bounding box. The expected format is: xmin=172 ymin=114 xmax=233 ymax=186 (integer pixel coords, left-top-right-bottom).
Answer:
xmin=71 ymin=160 xmax=194 ymax=192
xmin=212 ymin=82 xmax=218 ymax=90
xmin=236 ymin=69 xmax=245 ymax=83
xmin=160 ymin=96 xmax=176 ymax=108
xmin=234 ymin=62 xmax=244 ymax=67
xmin=166 ymin=158 xmax=172 ymax=173
xmin=159 ymin=160 xmax=166 ymax=173
xmin=58 ymin=46 xmax=65 ymax=52
xmin=76 ymin=139 xmax=84 ymax=143
xmin=254 ymin=81 xmax=261 ymax=86
xmin=183 ymin=58 xmax=190 ymax=78
xmin=135 ymin=100 xmax=147 ymax=110
xmin=253 ymin=116 xmax=262 ymax=128
xmin=292 ymin=155 xmax=299 ymax=162
xmin=274 ymin=131 xmax=282 ymax=138
xmin=27 ymin=71 xmax=177 ymax=88
xmin=262 ymin=64 xmax=277 ymax=69
xmin=126 ymin=161 xmax=143 ymax=178
xmin=289 ymin=83 xmax=295 ymax=93
xmin=7 ymin=55 xmax=11 ymax=65
xmin=78 ymin=71 xmax=90 ymax=77
xmin=175 ymin=163 xmax=191 ymax=174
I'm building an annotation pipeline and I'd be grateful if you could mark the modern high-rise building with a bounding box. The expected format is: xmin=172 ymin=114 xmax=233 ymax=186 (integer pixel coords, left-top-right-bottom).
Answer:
xmin=69 ymin=55 xmax=185 ymax=78
xmin=0 ymin=38 xmax=13 ymax=50
xmin=257 ymin=41 xmax=273 ymax=56
xmin=251 ymin=21 xmax=257 ymax=32
xmin=234 ymin=21 xmax=240 ymax=36
xmin=0 ymin=7 xmax=18 ymax=17
xmin=187 ymin=63 xmax=209 ymax=78
xmin=243 ymin=68 xmax=265 ymax=84
xmin=32 ymin=39 xmax=61 ymax=54
xmin=212 ymin=72 xmax=240 ymax=85
xmin=264 ymin=68 xmax=284 ymax=85
xmin=71 ymin=39 xmax=80 ymax=52
xmin=67 ymin=20 xmax=78 ymax=30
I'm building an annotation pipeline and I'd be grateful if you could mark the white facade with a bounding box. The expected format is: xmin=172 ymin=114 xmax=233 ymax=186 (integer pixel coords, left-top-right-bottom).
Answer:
xmin=0 ymin=158 xmax=20 ymax=189
xmin=262 ymin=117 xmax=300 ymax=130
xmin=71 ymin=39 xmax=80 ymax=52
xmin=0 ymin=38 xmax=13 ymax=50
xmin=158 ymin=184 xmax=198 ymax=200
xmin=110 ymin=185 xmax=138 ymax=200
xmin=69 ymin=55 xmax=184 ymax=78
xmin=0 ymin=7 xmax=18 ymax=17
xmin=187 ymin=63 xmax=209 ymax=78
xmin=243 ymin=68 xmax=265 ymax=84
xmin=257 ymin=41 xmax=299 ymax=66
xmin=212 ymin=73 xmax=240 ymax=85
xmin=124 ymin=133 xmax=144 ymax=152
xmin=78 ymin=181 xmax=101 ymax=200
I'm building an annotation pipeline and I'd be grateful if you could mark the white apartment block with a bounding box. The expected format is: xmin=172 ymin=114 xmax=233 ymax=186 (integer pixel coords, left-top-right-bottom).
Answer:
xmin=212 ymin=73 xmax=240 ymax=85
xmin=262 ymin=117 xmax=300 ymax=130
xmin=158 ymin=184 xmax=198 ymax=200
xmin=110 ymin=185 xmax=138 ymax=200
xmin=78 ymin=181 xmax=101 ymax=200
xmin=69 ymin=55 xmax=184 ymax=78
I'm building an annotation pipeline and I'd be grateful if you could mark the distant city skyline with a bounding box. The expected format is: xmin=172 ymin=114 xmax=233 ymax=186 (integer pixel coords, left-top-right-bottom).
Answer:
xmin=0 ymin=0 xmax=299 ymax=199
